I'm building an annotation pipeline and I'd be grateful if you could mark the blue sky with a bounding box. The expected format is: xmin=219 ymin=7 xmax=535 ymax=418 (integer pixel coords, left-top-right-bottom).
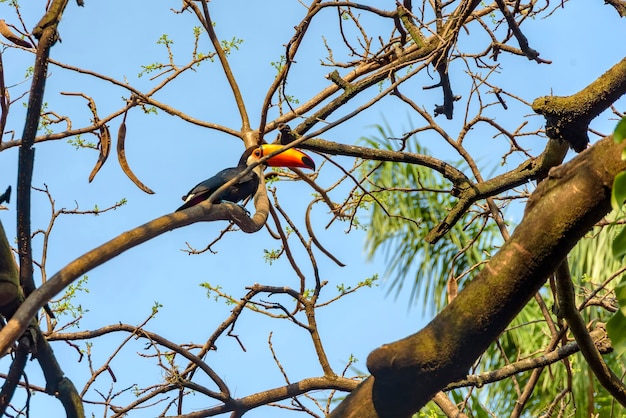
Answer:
xmin=0 ymin=1 xmax=625 ymax=417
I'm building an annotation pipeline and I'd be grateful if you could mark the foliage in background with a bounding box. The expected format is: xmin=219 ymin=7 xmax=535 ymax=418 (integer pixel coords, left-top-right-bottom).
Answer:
xmin=0 ymin=1 xmax=624 ymax=417
xmin=411 ymin=204 xmax=626 ymax=418
xmin=371 ymin=117 xmax=626 ymax=416
xmin=567 ymin=219 xmax=625 ymax=417
xmin=361 ymin=123 xmax=501 ymax=313
xmin=608 ymin=116 xmax=626 ymax=359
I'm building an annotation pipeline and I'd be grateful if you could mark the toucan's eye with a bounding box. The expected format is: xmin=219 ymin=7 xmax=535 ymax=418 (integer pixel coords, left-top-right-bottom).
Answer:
xmin=253 ymin=149 xmax=261 ymax=157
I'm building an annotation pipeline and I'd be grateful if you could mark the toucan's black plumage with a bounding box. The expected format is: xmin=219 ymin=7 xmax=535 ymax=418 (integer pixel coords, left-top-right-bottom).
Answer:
xmin=0 ymin=185 xmax=11 ymax=205
xmin=176 ymin=144 xmax=315 ymax=212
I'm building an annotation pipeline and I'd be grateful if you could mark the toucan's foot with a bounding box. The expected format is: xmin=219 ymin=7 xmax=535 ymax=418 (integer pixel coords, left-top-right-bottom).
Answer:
xmin=221 ymin=200 xmax=250 ymax=216
xmin=236 ymin=204 xmax=251 ymax=216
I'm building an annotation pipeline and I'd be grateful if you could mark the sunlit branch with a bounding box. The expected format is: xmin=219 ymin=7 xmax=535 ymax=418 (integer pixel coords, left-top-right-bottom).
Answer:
xmin=0 ymin=204 xmax=271 ymax=356
xmin=305 ymin=198 xmax=346 ymax=268
xmin=444 ymin=326 xmax=611 ymax=391
xmin=178 ymin=376 xmax=358 ymax=417
xmin=191 ymin=0 xmax=251 ymax=131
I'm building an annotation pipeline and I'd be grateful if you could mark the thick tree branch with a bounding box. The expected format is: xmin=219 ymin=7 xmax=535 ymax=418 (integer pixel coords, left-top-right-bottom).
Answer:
xmin=432 ymin=392 xmax=468 ymax=418
xmin=533 ymin=55 xmax=626 ymax=152
xmin=32 ymin=0 xmax=68 ymax=39
xmin=34 ymin=328 xmax=84 ymax=418
xmin=17 ymin=0 xmax=63 ymax=309
xmin=0 ymin=204 xmax=268 ymax=356
xmin=10 ymin=7 xmax=87 ymax=416
xmin=0 ymin=335 xmax=29 ymax=415
xmin=0 ymin=219 xmax=22 ymax=318
xmin=329 ymin=134 xmax=626 ymax=418
xmin=2 ymin=219 xmax=83 ymax=417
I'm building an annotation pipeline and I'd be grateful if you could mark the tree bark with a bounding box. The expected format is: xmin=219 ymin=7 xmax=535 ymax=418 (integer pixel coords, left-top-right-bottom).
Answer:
xmin=0 ymin=219 xmax=22 ymax=318
xmin=329 ymin=134 xmax=626 ymax=418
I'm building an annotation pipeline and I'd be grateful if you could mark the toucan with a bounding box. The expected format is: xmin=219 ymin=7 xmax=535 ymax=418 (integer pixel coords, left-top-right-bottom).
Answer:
xmin=176 ymin=144 xmax=315 ymax=212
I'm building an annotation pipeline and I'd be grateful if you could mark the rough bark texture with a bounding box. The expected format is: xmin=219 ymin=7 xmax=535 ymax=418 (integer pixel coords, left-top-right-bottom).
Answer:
xmin=329 ymin=134 xmax=626 ymax=418
xmin=532 ymin=56 xmax=626 ymax=151
xmin=0 ymin=219 xmax=22 ymax=318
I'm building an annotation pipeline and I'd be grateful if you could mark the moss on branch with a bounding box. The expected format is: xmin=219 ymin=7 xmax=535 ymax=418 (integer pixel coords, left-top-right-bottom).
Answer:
xmin=533 ymin=56 xmax=626 ymax=152
xmin=329 ymin=134 xmax=626 ymax=418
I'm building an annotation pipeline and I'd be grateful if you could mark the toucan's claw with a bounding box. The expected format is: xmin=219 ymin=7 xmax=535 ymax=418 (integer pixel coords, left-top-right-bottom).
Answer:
xmin=239 ymin=204 xmax=251 ymax=217
xmin=221 ymin=200 xmax=251 ymax=216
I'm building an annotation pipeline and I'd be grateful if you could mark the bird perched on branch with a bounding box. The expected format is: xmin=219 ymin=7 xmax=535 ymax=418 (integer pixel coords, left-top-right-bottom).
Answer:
xmin=176 ymin=144 xmax=315 ymax=212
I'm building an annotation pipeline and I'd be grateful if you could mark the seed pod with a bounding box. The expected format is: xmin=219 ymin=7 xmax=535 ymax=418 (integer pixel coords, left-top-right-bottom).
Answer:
xmin=116 ymin=120 xmax=155 ymax=194
xmin=88 ymin=124 xmax=111 ymax=183
xmin=0 ymin=20 xmax=32 ymax=48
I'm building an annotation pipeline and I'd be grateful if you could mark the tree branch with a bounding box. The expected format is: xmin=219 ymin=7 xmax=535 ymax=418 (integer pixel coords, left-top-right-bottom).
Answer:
xmin=17 ymin=0 xmax=63 ymax=311
xmin=329 ymin=134 xmax=626 ymax=417
xmin=425 ymin=137 xmax=569 ymax=243
xmin=0 ymin=335 xmax=29 ymax=415
xmin=34 ymin=327 xmax=84 ymax=418
xmin=533 ymin=55 xmax=626 ymax=152
xmin=445 ymin=325 xmax=611 ymax=390
xmin=494 ymin=0 xmax=543 ymax=62
xmin=299 ymin=137 xmax=470 ymax=188
xmin=0 ymin=219 xmax=22 ymax=318
xmin=258 ymin=1 xmax=323 ymax=137
xmin=555 ymin=260 xmax=626 ymax=406
xmin=605 ymin=0 xmax=626 ymax=17
xmin=0 ymin=203 xmax=268 ymax=356
xmin=298 ymin=135 xmax=569 ymax=244
xmin=48 ymin=322 xmax=231 ymax=402
xmin=178 ymin=376 xmax=359 ymax=417
xmin=432 ymin=392 xmax=468 ymax=418
xmin=189 ymin=0 xmax=251 ymax=131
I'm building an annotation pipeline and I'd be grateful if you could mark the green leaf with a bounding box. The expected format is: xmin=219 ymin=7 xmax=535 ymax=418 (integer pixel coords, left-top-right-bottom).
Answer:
xmin=607 ymin=309 xmax=626 ymax=357
xmin=614 ymin=116 xmax=626 ymax=144
xmin=611 ymin=226 xmax=626 ymax=258
xmin=611 ymin=171 xmax=626 ymax=211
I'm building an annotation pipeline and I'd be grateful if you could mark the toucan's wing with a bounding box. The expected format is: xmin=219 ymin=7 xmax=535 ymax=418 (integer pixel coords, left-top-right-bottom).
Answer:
xmin=177 ymin=167 xmax=236 ymax=211
xmin=176 ymin=167 xmax=257 ymax=211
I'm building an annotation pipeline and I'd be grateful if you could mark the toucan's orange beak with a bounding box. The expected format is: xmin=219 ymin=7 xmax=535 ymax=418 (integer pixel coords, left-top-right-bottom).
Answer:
xmin=260 ymin=144 xmax=315 ymax=170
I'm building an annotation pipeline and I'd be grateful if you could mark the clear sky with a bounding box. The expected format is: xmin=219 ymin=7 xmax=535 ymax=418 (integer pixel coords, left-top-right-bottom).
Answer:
xmin=0 ymin=1 xmax=624 ymax=417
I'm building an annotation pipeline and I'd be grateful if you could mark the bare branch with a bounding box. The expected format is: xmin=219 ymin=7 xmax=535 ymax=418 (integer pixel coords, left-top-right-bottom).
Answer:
xmin=555 ymin=261 xmax=626 ymax=406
